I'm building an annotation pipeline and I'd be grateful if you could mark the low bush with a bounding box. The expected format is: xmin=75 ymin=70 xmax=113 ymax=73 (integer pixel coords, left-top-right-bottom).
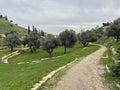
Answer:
xmin=110 ymin=63 xmax=120 ymax=77
xmin=117 ymin=47 xmax=120 ymax=60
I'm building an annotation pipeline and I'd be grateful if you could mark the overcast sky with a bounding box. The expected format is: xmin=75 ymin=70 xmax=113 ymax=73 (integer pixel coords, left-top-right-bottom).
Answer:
xmin=0 ymin=0 xmax=120 ymax=34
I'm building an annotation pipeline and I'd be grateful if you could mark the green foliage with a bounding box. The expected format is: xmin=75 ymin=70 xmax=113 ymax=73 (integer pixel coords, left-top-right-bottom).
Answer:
xmin=102 ymin=22 xmax=110 ymax=27
xmin=4 ymin=16 xmax=8 ymax=21
xmin=100 ymin=39 xmax=120 ymax=89
xmin=79 ymin=31 xmax=89 ymax=47
xmin=78 ymin=30 xmax=98 ymax=47
xmin=59 ymin=29 xmax=77 ymax=54
xmin=78 ymin=26 xmax=104 ymax=46
xmin=104 ymin=72 xmax=120 ymax=90
xmin=106 ymin=18 xmax=120 ymax=42
xmin=23 ymin=30 xmax=41 ymax=53
xmin=110 ymin=63 xmax=120 ymax=77
xmin=0 ymin=39 xmax=3 ymax=47
xmin=42 ymin=36 xmax=59 ymax=57
xmin=0 ymin=14 xmax=3 ymax=18
xmin=27 ymin=25 xmax=30 ymax=34
xmin=40 ymin=30 xmax=45 ymax=37
xmin=96 ymin=37 xmax=116 ymax=46
xmin=93 ymin=27 xmax=104 ymax=38
xmin=4 ymin=31 xmax=21 ymax=51
xmin=117 ymin=47 xmax=120 ymax=60
xmin=100 ymin=46 xmax=113 ymax=65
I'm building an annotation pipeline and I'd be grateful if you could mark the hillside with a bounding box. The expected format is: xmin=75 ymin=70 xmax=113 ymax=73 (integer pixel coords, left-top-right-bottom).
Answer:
xmin=0 ymin=18 xmax=27 ymax=35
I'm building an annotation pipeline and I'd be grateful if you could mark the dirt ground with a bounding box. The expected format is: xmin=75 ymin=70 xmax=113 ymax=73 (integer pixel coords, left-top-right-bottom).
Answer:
xmin=53 ymin=45 xmax=109 ymax=90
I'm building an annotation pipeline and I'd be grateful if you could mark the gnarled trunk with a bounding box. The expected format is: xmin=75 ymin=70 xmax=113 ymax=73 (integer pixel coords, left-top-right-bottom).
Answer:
xmin=64 ymin=45 xmax=67 ymax=54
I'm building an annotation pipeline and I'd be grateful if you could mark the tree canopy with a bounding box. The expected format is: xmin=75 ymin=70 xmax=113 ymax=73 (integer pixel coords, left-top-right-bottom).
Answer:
xmin=59 ymin=29 xmax=77 ymax=54
xmin=77 ymin=30 xmax=98 ymax=47
xmin=106 ymin=18 xmax=120 ymax=42
xmin=42 ymin=35 xmax=59 ymax=57
xmin=4 ymin=31 xmax=21 ymax=51
xmin=23 ymin=30 xmax=41 ymax=53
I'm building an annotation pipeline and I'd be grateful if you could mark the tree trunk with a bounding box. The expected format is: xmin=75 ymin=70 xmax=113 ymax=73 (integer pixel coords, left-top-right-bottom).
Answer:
xmin=10 ymin=45 xmax=14 ymax=51
xmin=49 ymin=52 xmax=52 ymax=58
xmin=49 ymin=49 xmax=53 ymax=58
xmin=30 ymin=46 xmax=33 ymax=53
xmin=64 ymin=46 xmax=67 ymax=54
xmin=116 ymin=36 xmax=119 ymax=42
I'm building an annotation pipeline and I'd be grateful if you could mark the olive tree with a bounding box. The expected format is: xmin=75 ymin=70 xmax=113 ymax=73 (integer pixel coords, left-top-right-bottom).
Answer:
xmin=77 ymin=32 xmax=81 ymax=43
xmin=78 ymin=31 xmax=89 ymax=47
xmin=78 ymin=30 xmax=97 ymax=47
xmin=59 ymin=29 xmax=77 ymax=54
xmin=4 ymin=31 xmax=21 ymax=51
xmin=106 ymin=18 xmax=120 ymax=42
xmin=102 ymin=22 xmax=110 ymax=27
xmin=42 ymin=35 xmax=59 ymax=57
xmin=23 ymin=30 xmax=41 ymax=53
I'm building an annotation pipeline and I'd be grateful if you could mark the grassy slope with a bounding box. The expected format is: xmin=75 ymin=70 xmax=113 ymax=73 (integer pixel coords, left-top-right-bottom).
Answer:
xmin=100 ymin=46 xmax=120 ymax=90
xmin=0 ymin=43 xmax=100 ymax=90
xmin=99 ymin=46 xmax=114 ymax=66
xmin=0 ymin=18 xmax=27 ymax=35
xmin=0 ymin=50 xmax=11 ymax=58
xmin=96 ymin=37 xmax=115 ymax=45
xmin=0 ymin=39 xmax=3 ymax=47
xmin=99 ymin=37 xmax=120 ymax=90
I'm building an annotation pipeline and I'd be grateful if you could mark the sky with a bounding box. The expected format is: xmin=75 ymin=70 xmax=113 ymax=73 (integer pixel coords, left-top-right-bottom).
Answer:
xmin=0 ymin=0 xmax=120 ymax=34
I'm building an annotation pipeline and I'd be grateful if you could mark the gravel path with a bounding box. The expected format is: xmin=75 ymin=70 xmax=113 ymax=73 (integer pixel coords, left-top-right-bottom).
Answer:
xmin=53 ymin=45 xmax=109 ymax=90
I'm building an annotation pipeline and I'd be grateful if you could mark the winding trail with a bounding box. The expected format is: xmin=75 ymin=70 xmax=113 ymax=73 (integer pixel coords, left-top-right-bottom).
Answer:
xmin=53 ymin=45 xmax=109 ymax=90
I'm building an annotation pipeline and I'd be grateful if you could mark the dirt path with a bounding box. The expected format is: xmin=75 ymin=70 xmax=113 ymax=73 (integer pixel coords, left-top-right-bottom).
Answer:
xmin=53 ymin=45 xmax=109 ymax=90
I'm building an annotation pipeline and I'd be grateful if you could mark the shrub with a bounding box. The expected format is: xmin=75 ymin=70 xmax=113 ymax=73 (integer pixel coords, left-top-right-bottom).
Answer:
xmin=110 ymin=63 xmax=120 ymax=77
xmin=117 ymin=47 xmax=120 ymax=60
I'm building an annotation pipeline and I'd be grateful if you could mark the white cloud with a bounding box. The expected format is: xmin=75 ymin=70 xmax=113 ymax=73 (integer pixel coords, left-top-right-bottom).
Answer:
xmin=0 ymin=0 xmax=120 ymax=34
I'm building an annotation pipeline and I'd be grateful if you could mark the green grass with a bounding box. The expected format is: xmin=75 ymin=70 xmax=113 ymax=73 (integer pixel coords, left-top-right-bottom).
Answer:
xmin=97 ymin=37 xmax=115 ymax=45
xmin=0 ymin=39 xmax=3 ymax=47
xmin=0 ymin=44 xmax=100 ymax=90
xmin=39 ymin=64 xmax=70 ymax=90
xmin=100 ymin=44 xmax=120 ymax=90
xmin=99 ymin=46 xmax=114 ymax=66
xmin=0 ymin=18 xmax=27 ymax=35
xmin=0 ymin=50 xmax=11 ymax=58
xmin=9 ymin=46 xmax=74 ymax=64
xmin=38 ymin=58 xmax=80 ymax=90
xmin=104 ymin=72 xmax=120 ymax=90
